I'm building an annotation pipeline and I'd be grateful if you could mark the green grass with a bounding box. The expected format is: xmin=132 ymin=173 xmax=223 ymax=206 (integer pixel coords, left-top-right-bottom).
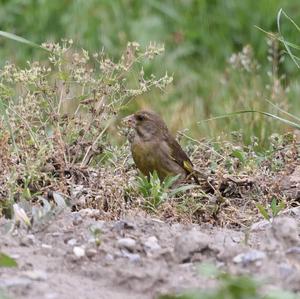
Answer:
xmin=0 ymin=1 xmax=300 ymax=145
xmin=136 ymin=171 xmax=195 ymax=212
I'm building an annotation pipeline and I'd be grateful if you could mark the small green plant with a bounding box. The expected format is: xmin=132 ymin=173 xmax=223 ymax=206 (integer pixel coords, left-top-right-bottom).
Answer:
xmin=89 ymin=225 xmax=102 ymax=246
xmin=256 ymin=197 xmax=285 ymax=222
xmin=136 ymin=171 xmax=194 ymax=212
xmin=159 ymin=264 xmax=299 ymax=299
xmin=0 ymin=252 xmax=17 ymax=268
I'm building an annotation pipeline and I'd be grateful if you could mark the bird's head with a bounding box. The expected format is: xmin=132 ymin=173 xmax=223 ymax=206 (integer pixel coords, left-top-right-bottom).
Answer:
xmin=122 ymin=110 xmax=167 ymax=141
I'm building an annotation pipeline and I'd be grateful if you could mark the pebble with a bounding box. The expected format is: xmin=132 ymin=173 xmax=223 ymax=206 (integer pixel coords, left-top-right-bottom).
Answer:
xmin=278 ymin=263 xmax=295 ymax=279
xmin=23 ymin=270 xmax=48 ymax=281
xmin=174 ymin=230 xmax=211 ymax=263
xmin=233 ymin=250 xmax=266 ymax=265
xmin=73 ymin=246 xmax=85 ymax=258
xmin=113 ymin=220 xmax=136 ymax=232
xmin=45 ymin=293 xmax=59 ymax=299
xmin=41 ymin=244 xmax=52 ymax=249
xmin=117 ymin=238 xmax=136 ymax=252
xmin=19 ymin=234 xmax=35 ymax=246
xmin=72 ymin=213 xmax=83 ymax=226
xmin=121 ymin=250 xmax=141 ymax=263
xmin=286 ymin=247 xmax=300 ymax=255
xmin=250 ymin=220 xmax=271 ymax=232
xmin=105 ymin=253 xmax=114 ymax=261
xmin=78 ymin=208 xmax=101 ymax=218
xmin=0 ymin=277 xmax=32 ymax=288
xmin=272 ymin=217 xmax=299 ymax=247
xmin=144 ymin=236 xmax=161 ymax=252
xmin=67 ymin=238 xmax=77 ymax=246
xmin=86 ymin=248 xmax=97 ymax=259
xmin=52 ymin=232 xmax=62 ymax=237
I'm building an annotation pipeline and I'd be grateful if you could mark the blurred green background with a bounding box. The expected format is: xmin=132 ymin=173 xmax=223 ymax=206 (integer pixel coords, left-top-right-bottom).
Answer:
xmin=1 ymin=0 xmax=300 ymax=145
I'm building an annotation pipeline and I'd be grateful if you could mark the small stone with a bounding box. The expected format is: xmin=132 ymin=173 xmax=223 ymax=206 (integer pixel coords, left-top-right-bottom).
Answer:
xmin=121 ymin=250 xmax=141 ymax=263
xmin=78 ymin=208 xmax=101 ymax=218
xmin=144 ymin=236 xmax=161 ymax=252
xmin=0 ymin=277 xmax=32 ymax=288
xmin=233 ymin=250 xmax=266 ymax=265
xmin=117 ymin=238 xmax=136 ymax=252
xmin=174 ymin=230 xmax=211 ymax=263
xmin=19 ymin=234 xmax=35 ymax=246
xmin=72 ymin=213 xmax=83 ymax=226
xmin=52 ymin=232 xmax=61 ymax=237
xmin=286 ymin=247 xmax=300 ymax=255
xmin=45 ymin=293 xmax=59 ymax=299
xmin=23 ymin=270 xmax=47 ymax=281
xmin=278 ymin=263 xmax=295 ymax=279
xmin=67 ymin=238 xmax=77 ymax=246
xmin=113 ymin=220 xmax=136 ymax=231
xmin=41 ymin=244 xmax=52 ymax=249
xmin=272 ymin=217 xmax=299 ymax=247
xmin=86 ymin=248 xmax=97 ymax=259
xmin=250 ymin=219 xmax=271 ymax=232
xmin=73 ymin=246 xmax=85 ymax=258
xmin=105 ymin=253 xmax=114 ymax=261
xmin=286 ymin=270 xmax=300 ymax=292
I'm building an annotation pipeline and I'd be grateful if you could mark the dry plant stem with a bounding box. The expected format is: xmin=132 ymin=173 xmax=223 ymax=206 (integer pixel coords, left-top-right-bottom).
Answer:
xmin=57 ymin=84 xmax=64 ymax=115
xmin=80 ymin=119 xmax=112 ymax=167
xmin=7 ymin=106 xmax=39 ymax=147
xmin=179 ymin=132 xmax=225 ymax=160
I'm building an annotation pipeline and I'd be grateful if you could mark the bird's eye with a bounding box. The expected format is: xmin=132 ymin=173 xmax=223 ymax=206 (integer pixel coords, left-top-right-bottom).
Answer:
xmin=136 ymin=114 xmax=145 ymax=121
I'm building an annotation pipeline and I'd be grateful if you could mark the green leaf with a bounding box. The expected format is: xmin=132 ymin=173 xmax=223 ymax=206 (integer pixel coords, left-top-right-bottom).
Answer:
xmin=231 ymin=149 xmax=245 ymax=163
xmin=201 ymin=110 xmax=300 ymax=130
xmin=163 ymin=174 xmax=181 ymax=189
xmin=277 ymin=9 xmax=300 ymax=68
xmin=265 ymin=99 xmax=300 ymax=123
xmin=270 ymin=198 xmax=277 ymax=216
xmin=0 ymin=253 xmax=17 ymax=268
xmin=0 ymin=31 xmax=44 ymax=50
xmin=256 ymin=203 xmax=270 ymax=221
xmin=278 ymin=201 xmax=285 ymax=212
xmin=169 ymin=184 xmax=196 ymax=196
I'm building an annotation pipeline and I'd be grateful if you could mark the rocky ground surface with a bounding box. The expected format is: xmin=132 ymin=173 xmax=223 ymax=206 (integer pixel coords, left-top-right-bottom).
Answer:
xmin=0 ymin=207 xmax=300 ymax=299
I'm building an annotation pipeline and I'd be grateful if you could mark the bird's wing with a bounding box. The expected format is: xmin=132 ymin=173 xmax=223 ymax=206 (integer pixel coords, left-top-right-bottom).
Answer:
xmin=164 ymin=134 xmax=194 ymax=174
xmin=167 ymin=136 xmax=201 ymax=184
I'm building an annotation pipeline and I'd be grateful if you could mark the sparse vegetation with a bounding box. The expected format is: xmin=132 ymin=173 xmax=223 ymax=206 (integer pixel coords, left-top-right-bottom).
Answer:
xmin=0 ymin=38 xmax=172 ymax=219
xmin=159 ymin=271 xmax=299 ymax=299
xmin=0 ymin=1 xmax=300 ymax=143
xmin=136 ymin=171 xmax=195 ymax=212
xmin=256 ymin=197 xmax=285 ymax=222
xmin=0 ymin=3 xmax=299 ymax=299
xmin=0 ymin=253 xmax=17 ymax=268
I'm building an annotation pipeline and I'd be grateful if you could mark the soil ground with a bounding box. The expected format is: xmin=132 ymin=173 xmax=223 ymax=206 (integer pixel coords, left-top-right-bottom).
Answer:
xmin=1 ymin=206 xmax=300 ymax=299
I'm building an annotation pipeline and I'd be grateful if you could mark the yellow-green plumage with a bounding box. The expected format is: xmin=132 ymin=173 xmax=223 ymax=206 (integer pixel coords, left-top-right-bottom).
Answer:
xmin=124 ymin=110 xmax=198 ymax=183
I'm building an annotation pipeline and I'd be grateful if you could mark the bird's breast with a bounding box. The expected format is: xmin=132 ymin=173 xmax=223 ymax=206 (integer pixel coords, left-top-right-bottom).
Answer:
xmin=131 ymin=140 xmax=160 ymax=176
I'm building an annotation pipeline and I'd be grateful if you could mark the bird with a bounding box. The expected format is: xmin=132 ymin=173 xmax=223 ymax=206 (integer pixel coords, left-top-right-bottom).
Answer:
xmin=122 ymin=110 xmax=199 ymax=183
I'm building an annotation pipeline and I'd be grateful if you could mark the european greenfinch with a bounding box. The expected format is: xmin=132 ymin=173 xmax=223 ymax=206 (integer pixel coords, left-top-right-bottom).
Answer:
xmin=123 ymin=110 xmax=199 ymax=183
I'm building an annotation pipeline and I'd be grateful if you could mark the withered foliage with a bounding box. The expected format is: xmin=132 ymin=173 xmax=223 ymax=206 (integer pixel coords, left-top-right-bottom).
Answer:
xmin=0 ymin=41 xmax=299 ymax=227
xmin=0 ymin=41 xmax=172 ymax=218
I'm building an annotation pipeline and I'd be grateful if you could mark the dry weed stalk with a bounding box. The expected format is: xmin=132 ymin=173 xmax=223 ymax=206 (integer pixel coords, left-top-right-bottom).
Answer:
xmin=0 ymin=40 xmax=172 ymax=214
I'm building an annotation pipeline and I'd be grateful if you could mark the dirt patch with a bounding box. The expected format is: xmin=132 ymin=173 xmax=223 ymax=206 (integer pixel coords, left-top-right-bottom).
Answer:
xmin=1 ymin=207 xmax=300 ymax=299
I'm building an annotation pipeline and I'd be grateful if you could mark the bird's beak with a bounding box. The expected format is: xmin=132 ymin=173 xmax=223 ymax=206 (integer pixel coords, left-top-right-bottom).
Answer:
xmin=122 ymin=114 xmax=136 ymax=128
